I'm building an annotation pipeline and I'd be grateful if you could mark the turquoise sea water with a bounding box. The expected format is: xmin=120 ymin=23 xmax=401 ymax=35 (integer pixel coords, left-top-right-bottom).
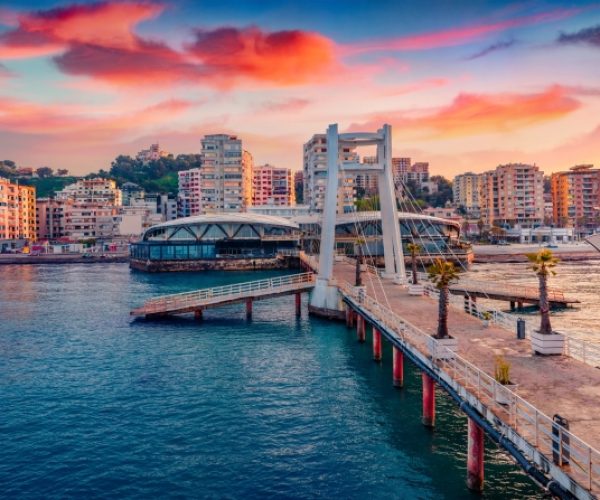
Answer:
xmin=0 ymin=264 xmax=542 ymax=498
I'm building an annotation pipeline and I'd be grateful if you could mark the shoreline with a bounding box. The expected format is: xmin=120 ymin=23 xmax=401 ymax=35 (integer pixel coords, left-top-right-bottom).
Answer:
xmin=472 ymin=243 xmax=600 ymax=263
xmin=0 ymin=254 xmax=129 ymax=265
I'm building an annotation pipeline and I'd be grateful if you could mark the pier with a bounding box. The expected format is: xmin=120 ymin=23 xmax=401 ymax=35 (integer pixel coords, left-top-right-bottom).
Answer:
xmin=130 ymin=272 xmax=314 ymax=318
xmin=449 ymin=280 xmax=580 ymax=309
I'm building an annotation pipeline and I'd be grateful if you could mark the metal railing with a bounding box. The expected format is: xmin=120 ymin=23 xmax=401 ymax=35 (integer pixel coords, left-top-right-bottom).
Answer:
xmin=339 ymin=280 xmax=600 ymax=497
xmin=136 ymin=272 xmax=315 ymax=315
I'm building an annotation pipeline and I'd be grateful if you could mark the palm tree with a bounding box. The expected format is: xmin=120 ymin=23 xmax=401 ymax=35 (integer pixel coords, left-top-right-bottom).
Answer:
xmin=407 ymin=242 xmax=421 ymax=285
xmin=427 ymin=258 xmax=459 ymax=339
xmin=527 ymin=249 xmax=559 ymax=335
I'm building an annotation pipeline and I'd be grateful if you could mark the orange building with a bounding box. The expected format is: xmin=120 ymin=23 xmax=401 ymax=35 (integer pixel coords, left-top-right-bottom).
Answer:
xmin=252 ymin=164 xmax=295 ymax=206
xmin=0 ymin=177 xmax=36 ymax=241
xmin=551 ymin=165 xmax=600 ymax=229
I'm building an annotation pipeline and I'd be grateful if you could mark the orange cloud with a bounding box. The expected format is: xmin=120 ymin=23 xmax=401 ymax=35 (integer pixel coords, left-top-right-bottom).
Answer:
xmin=349 ymin=86 xmax=580 ymax=138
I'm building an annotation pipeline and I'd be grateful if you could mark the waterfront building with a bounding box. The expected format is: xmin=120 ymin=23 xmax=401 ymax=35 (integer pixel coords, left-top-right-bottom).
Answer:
xmin=121 ymin=182 xmax=144 ymax=206
xmin=56 ymin=178 xmax=122 ymax=206
xmin=136 ymin=143 xmax=169 ymax=163
xmin=452 ymin=172 xmax=480 ymax=215
xmin=36 ymin=197 xmax=71 ymax=240
xmin=129 ymin=213 xmax=301 ymax=271
xmin=505 ymin=225 xmax=575 ymax=244
xmin=252 ymin=164 xmax=295 ymax=206
xmin=356 ymin=156 xmax=380 ymax=195
xmin=177 ymin=168 xmax=202 ymax=218
xmin=200 ymin=134 xmax=253 ymax=213
xmin=551 ymin=165 xmax=600 ymax=231
xmin=0 ymin=177 xmax=36 ymax=241
xmin=63 ymin=203 xmax=119 ymax=240
xmin=303 ymin=133 xmax=356 ymax=213
xmin=293 ymin=170 xmax=304 ymax=204
xmin=478 ymin=164 xmax=544 ymax=228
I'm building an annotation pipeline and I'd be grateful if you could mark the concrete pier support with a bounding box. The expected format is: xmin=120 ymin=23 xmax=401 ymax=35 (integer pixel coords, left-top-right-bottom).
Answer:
xmin=295 ymin=292 xmax=302 ymax=318
xmin=345 ymin=306 xmax=353 ymax=327
xmin=246 ymin=299 xmax=253 ymax=320
xmin=194 ymin=309 xmax=203 ymax=320
xmin=356 ymin=315 xmax=366 ymax=343
xmin=517 ymin=301 xmax=523 ymax=310
xmin=422 ymin=373 xmax=436 ymax=427
xmin=393 ymin=346 xmax=404 ymax=387
xmin=510 ymin=301 xmax=515 ymax=311
xmin=373 ymin=328 xmax=382 ymax=362
xmin=467 ymin=418 xmax=485 ymax=491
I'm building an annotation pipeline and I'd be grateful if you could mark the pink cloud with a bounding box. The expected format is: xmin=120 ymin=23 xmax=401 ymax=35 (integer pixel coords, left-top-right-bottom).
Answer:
xmin=343 ymin=8 xmax=581 ymax=55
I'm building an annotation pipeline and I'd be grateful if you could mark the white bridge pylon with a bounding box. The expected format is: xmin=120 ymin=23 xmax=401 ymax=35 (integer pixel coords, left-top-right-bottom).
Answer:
xmin=310 ymin=123 xmax=406 ymax=312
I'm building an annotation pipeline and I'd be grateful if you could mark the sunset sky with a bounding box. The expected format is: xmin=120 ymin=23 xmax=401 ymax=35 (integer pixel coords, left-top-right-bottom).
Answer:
xmin=1 ymin=0 xmax=599 ymax=176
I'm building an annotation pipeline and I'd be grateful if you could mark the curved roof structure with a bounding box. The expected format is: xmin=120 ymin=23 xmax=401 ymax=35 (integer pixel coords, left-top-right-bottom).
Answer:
xmin=292 ymin=211 xmax=461 ymax=230
xmin=147 ymin=213 xmax=299 ymax=230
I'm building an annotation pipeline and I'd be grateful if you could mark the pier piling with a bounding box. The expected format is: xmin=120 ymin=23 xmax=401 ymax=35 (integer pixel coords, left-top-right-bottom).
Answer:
xmin=357 ymin=315 xmax=366 ymax=343
xmin=393 ymin=346 xmax=404 ymax=387
xmin=467 ymin=418 xmax=485 ymax=491
xmin=246 ymin=299 xmax=253 ymax=320
xmin=295 ymin=293 xmax=302 ymax=318
xmin=194 ymin=309 xmax=203 ymax=321
xmin=422 ymin=373 xmax=436 ymax=427
xmin=373 ymin=327 xmax=382 ymax=362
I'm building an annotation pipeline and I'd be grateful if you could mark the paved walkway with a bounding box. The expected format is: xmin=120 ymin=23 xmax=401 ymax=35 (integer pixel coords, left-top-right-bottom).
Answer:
xmin=333 ymin=260 xmax=600 ymax=450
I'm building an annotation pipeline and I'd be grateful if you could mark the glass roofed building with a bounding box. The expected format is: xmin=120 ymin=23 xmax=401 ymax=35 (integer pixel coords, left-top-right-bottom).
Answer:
xmin=130 ymin=213 xmax=301 ymax=272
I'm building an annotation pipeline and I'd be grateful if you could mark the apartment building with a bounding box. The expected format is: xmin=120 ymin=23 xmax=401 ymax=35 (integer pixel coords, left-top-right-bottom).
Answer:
xmin=479 ymin=164 xmax=544 ymax=227
xmin=56 ymin=178 xmax=122 ymax=206
xmin=199 ymin=134 xmax=253 ymax=213
xmin=252 ymin=165 xmax=295 ymax=206
xmin=177 ymin=168 xmax=202 ymax=217
xmin=0 ymin=178 xmax=36 ymax=241
xmin=551 ymin=165 xmax=600 ymax=229
xmin=36 ymin=197 xmax=70 ymax=240
xmin=356 ymin=156 xmax=380 ymax=195
xmin=302 ymin=133 xmax=356 ymax=213
xmin=452 ymin=172 xmax=480 ymax=214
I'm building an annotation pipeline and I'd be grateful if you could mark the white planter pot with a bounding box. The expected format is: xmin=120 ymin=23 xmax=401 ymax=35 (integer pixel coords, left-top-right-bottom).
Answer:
xmin=495 ymin=384 xmax=518 ymax=405
xmin=531 ymin=330 xmax=565 ymax=356
xmin=427 ymin=336 xmax=458 ymax=360
xmin=408 ymin=284 xmax=425 ymax=296
xmin=482 ymin=320 xmax=490 ymax=328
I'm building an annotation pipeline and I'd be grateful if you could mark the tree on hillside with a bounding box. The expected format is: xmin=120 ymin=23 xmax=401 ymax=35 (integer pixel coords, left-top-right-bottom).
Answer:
xmin=57 ymin=169 xmax=69 ymax=176
xmin=36 ymin=166 xmax=54 ymax=178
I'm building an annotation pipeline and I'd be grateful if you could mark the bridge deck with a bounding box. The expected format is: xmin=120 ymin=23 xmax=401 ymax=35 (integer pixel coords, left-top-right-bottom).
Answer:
xmin=130 ymin=273 xmax=315 ymax=317
xmin=449 ymin=281 xmax=580 ymax=306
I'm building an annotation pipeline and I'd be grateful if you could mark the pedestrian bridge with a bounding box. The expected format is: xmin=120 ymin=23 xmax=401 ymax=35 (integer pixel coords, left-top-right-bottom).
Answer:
xmin=131 ymin=272 xmax=315 ymax=318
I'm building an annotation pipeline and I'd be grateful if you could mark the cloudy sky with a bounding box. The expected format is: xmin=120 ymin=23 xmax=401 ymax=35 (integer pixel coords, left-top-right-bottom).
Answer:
xmin=1 ymin=0 xmax=599 ymax=176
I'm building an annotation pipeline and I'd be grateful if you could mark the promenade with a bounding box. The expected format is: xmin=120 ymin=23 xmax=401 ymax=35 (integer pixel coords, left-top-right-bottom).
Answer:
xmin=331 ymin=258 xmax=600 ymax=450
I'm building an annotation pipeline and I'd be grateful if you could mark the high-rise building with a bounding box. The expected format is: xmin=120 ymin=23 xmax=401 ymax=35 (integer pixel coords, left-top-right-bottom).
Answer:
xmin=479 ymin=164 xmax=544 ymax=227
xmin=392 ymin=157 xmax=411 ymax=186
xmin=36 ymin=198 xmax=70 ymax=240
xmin=551 ymin=165 xmax=600 ymax=229
xmin=177 ymin=168 xmax=202 ymax=218
xmin=0 ymin=178 xmax=36 ymax=241
xmin=200 ymin=134 xmax=253 ymax=213
xmin=356 ymin=156 xmax=379 ymax=194
xmin=303 ymin=133 xmax=356 ymax=213
xmin=63 ymin=203 xmax=119 ymax=240
xmin=252 ymin=165 xmax=295 ymax=206
xmin=293 ymin=170 xmax=304 ymax=204
xmin=56 ymin=178 xmax=122 ymax=206
xmin=453 ymin=172 xmax=480 ymax=213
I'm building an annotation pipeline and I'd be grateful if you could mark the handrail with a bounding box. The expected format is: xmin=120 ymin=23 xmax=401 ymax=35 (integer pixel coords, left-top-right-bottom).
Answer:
xmin=138 ymin=272 xmax=315 ymax=314
xmin=339 ymin=280 xmax=600 ymax=496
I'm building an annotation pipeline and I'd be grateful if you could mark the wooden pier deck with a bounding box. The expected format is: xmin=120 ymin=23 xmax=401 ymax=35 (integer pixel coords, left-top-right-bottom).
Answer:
xmin=130 ymin=272 xmax=315 ymax=317
xmin=449 ymin=280 xmax=580 ymax=308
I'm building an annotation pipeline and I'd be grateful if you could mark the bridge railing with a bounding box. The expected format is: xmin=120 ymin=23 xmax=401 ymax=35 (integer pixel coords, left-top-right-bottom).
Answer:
xmin=339 ymin=280 xmax=600 ymax=496
xmin=140 ymin=272 xmax=315 ymax=314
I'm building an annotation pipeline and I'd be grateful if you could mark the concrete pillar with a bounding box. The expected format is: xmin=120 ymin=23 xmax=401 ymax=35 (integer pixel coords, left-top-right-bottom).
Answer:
xmin=350 ymin=310 xmax=356 ymax=328
xmin=393 ymin=346 xmax=404 ymax=387
xmin=295 ymin=292 xmax=302 ymax=318
xmin=372 ymin=327 xmax=382 ymax=362
xmin=467 ymin=418 xmax=485 ymax=491
xmin=517 ymin=301 xmax=523 ymax=310
xmin=510 ymin=301 xmax=515 ymax=311
xmin=422 ymin=373 xmax=435 ymax=427
xmin=194 ymin=309 xmax=203 ymax=321
xmin=357 ymin=314 xmax=366 ymax=343
xmin=246 ymin=298 xmax=253 ymax=320
xmin=345 ymin=306 xmax=352 ymax=327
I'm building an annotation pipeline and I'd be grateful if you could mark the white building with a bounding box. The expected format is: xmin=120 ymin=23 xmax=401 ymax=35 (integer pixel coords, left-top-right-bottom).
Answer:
xmin=177 ymin=168 xmax=202 ymax=218
xmin=200 ymin=134 xmax=253 ymax=213
xmin=303 ymin=133 xmax=356 ymax=213
xmin=248 ymin=204 xmax=310 ymax=218
xmin=453 ymin=172 xmax=480 ymax=215
xmin=136 ymin=143 xmax=169 ymax=163
xmin=56 ymin=178 xmax=122 ymax=206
